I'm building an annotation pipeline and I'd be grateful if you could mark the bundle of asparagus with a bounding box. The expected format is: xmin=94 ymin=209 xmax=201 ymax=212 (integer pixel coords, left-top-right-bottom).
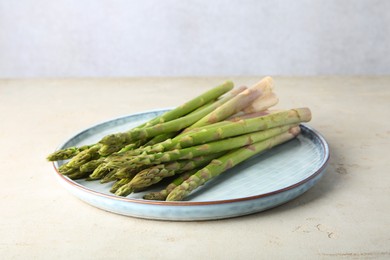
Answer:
xmin=47 ymin=77 xmax=311 ymax=201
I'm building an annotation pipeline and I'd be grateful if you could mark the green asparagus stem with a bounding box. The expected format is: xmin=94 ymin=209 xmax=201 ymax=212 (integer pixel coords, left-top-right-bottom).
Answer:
xmin=58 ymin=163 xmax=77 ymax=175
xmin=99 ymin=143 xmax=139 ymax=157
xmin=143 ymin=170 xmax=196 ymax=200
xmin=48 ymin=81 xmax=233 ymax=162
xmin=142 ymin=81 xmax=234 ymax=128
xmin=94 ymin=108 xmax=310 ymax=176
xmin=166 ymin=126 xmax=301 ymax=201
xmin=47 ymin=145 xmax=92 ymax=161
xmin=134 ymin=124 xmax=296 ymax=166
xmin=115 ymin=153 xmax=224 ymax=196
xmin=99 ymin=81 xmax=235 ymax=147
xmin=88 ymin=158 xmax=130 ymax=180
xmin=52 ymin=84 xmax=243 ymax=178
xmin=172 ymin=108 xmax=311 ymax=148
xmin=112 ymin=165 xmax=148 ymax=179
xmin=110 ymin=178 xmax=132 ymax=193
xmin=142 ymin=132 xmax=178 ymax=147
xmin=65 ymin=144 xmax=102 ymax=169
xmin=66 ymin=170 xmax=90 ymax=180
xmin=79 ymin=157 xmax=106 ymax=173
xmin=145 ymin=107 xmax=310 ymax=154
xmin=94 ymin=87 xmax=247 ymax=167
xmin=82 ymin=134 xmax=178 ymax=178
xmin=99 ymin=103 xmax=215 ymax=160
xmin=99 ymin=171 xmax=116 ymax=183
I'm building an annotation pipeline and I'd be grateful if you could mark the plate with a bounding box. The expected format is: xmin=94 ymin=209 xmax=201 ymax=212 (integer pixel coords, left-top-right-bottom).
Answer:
xmin=52 ymin=109 xmax=329 ymax=221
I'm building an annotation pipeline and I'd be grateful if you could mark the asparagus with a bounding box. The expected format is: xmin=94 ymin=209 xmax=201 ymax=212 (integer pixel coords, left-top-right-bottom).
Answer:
xmin=90 ymin=87 xmax=249 ymax=174
xmin=189 ymin=77 xmax=273 ymax=129
xmin=45 ymin=77 xmax=317 ymax=205
xmin=98 ymin=83 xmax=239 ymax=148
xmin=62 ymin=115 xmax=202 ymax=177
xmin=52 ymin=84 xmax=248 ymax=178
xmin=134 ymin=124 xmax=296 ymax=165
xmin=84 ymin=133 xmax=176 ymax=177
xmin=79 ymin=157 xmax=106 ymax=173
xmin=102 ymin=102 xmax=215 ymax=156
xmin=47 ymin=145 xmax=92 ymax=161
xmin=66 ymin=170 xmax=90 ymax=180
xmin=98 ymin=101 xmax=220 ymax=159
xmin=101 ymin=139 xmax=145 ymax=156
xmin=112 ymin=164 xmax=151 ymax=179
xmin=244 ymin=92 xmax=278 ymax=114
xmin=92 ymin=108 xmax=310 ymax=177
xmin=143 ymin=170 xmax=196 ymax=200
xmin=173 ymin=108 xmax=311 ymax=148
xmin=115 ymin=153 xmax=224 ymax=196
xmin=166 ymin=126 xmax=301 ymax=201
xmin=47 ymin=81 xmax=233 ymax=162
xmin=110 ymin=178 xmax=132 ymax=193
xmin=227 ymin=110 xmax=271 ymax=122
xmin=88 ymin=157 xmax=137 ymax=180
xmin=142 ymin=132 xmax=178 ymax=147
xmin=58 ymin=163 xmax=77 ymax=175
xmin=55 ymin=144 xmax=103 ymax=176
xmin=141 ymin=81 xmax=234 ymax=127
xmin=65 ymin=144 xmax=102 ymax=169
xmin=146 ymin=108 xmax=311 ymax=154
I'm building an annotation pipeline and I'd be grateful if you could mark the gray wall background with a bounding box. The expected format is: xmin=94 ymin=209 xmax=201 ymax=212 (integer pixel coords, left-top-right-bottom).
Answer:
xmin=0 ymin=0 xmax=389 ymax=77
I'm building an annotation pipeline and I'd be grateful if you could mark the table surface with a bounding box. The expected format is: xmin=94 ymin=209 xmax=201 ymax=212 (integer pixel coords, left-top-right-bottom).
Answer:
xmin=1 ymin=77 xmax=389 ymax=259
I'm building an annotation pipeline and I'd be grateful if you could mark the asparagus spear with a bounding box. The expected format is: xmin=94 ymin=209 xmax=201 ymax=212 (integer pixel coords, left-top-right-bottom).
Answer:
xmin=53 ymin=84 xmax=246 ymax=176
xmin=110 ymin=178 xmax=132 ymax=193
xmin=79 ymin=157 xmax=106 ymax=173
xmin=143 ymin=170 xmax=196 ymax=200
xmin=98 ymin=101 xmax=219 ymax=159
xmin=58 ymin=163 xmax=77 ymax=175
xmin=173 ymin=108 xmax=311 ymax=148
xmin=146 ymin=107 xmax=311 ymax=154
xmin=65 ymin=144 xmax=102 ymax=169
xmin=141 ymin=81 xmax=234 ymax=127
xmin=188 ymin=77 xmax=273 ymax=128
xmin=91 ymin=86 xmax=248 ymax=172
xmin=88 ymin=157 xmax=138 ymax=180
xmin=98 ymin=83 xmax=240 ymax=148
xmin=112 ymin=164 xmax=149 ymax=179
xmin=166 ymin=126 xmax=301 ymax=201
xmin=92 ymin=108 xmax=310 ymax=176
xmin=66 ymin=170 xmax=90 ymax=180
xmin=61 ymin=111 xmax=204 ymax=177
xmin=47 ymin=81 xmax=233 ymax=162
xmin=115 ymin=153 xmax=224 ymax=196
xmin=47 ymin=145 xmax=92 ymax=161
xmin=134 ymin=124 xmax=296 ymax=165
xmin=105 ymin=102 xmax=215 ymax=155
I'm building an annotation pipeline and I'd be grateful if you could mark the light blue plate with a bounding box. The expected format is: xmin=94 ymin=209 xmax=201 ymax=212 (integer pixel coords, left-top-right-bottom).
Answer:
xmin=52 ymin=109 xmax=329 ymax=221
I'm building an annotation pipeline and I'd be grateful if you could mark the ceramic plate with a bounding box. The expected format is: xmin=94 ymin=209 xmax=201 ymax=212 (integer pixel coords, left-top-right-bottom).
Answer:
xmin=52 ymin=109 xmax=329 ymax=221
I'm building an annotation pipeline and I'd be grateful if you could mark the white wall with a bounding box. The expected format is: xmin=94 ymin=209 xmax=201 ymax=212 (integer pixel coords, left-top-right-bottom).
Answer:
xmin=0 ymin=0 xmax=389 ymax=77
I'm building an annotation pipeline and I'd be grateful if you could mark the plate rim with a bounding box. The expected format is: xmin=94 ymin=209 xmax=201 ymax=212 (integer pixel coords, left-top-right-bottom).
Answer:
xmin=52 ymin=108 xmax=330 ymax=207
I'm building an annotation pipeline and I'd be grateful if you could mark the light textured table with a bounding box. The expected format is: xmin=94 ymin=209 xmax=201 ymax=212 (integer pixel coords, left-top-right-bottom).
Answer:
xmin=1 ymin=77 xmax=389 ymax=259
